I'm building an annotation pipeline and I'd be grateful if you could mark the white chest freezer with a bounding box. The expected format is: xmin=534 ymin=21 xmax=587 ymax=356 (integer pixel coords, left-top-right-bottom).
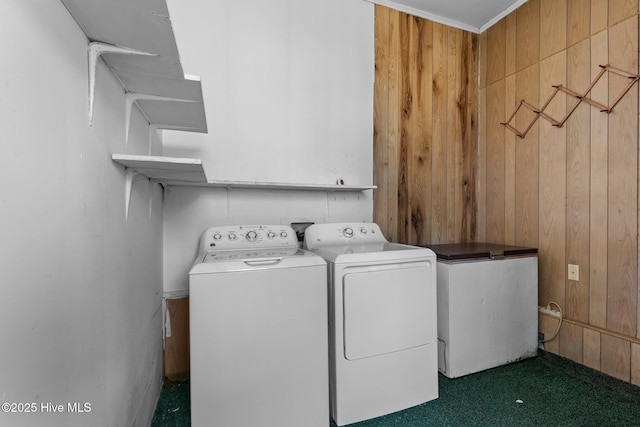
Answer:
xmin=429 ymin=243 xmax=538 ymax=378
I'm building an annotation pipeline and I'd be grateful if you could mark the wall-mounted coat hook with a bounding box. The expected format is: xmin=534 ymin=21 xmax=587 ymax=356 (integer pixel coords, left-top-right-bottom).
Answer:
xmin=501 ymin=64 xmax=639 ymax=139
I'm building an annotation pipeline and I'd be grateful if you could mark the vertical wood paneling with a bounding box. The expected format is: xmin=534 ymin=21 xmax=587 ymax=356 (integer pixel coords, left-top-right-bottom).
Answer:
xmin=397 ymin=13 xmax=411 ymax=243
xmin=462 ymin=32 xmax=478 ymax=242
xmin=607 ymin=17 xmax=638 ymax=338
xmin=478 ymin=85 xmax=487 ymax=242
xmin=477 ymin=0 xmax=640 ymax=386
xmin=487 ymin=19 xmax=506 ymax=85
xmin=505 ymin=16 xmax=517 ymax=244
xmin=515 ymin=0 xmax=540 ymax=249
xmin=505 ymin=75 xmax=517 ymax=244
xmin=637 ymin=5 xmax=640 ymax=347
xmin=583 ymin=329 xmax=601 ymax=370
xmin=632 ymin=343 xmax=640 ymax=386
xmin=376 ymin=0 xmax=640 ymax=387
xmin=447 ymin=27 xmax=462 ymax=242
xmin=590 ymin=29 xmax=609 ymax=330
xmin=516 ymin=0 xmax=540 ymax=72
xmin=408 ymin=16 xmax=433 ymax=246
xmin=431 ymin=22 xmax=449 ymax=244
xmin=515 ymin=64 xmax=539 ymax=248
xmin=506 ymin=14 xmax=517 ymax=76
xmin=373 ymin=6 xmax=477 ymax=247
xmin=443 ymin=28 xmax=478 ymax=243
xmin=601 ymin=335 xmax=631 ymax=381
xmin=609 ymin=0 xmax=639 ymax=27
xmin=478 ymin=29 xmax=488 ymax=243
xmin=486 ymin=80 xmax=506 ymax=243
xmin=539 ymin=314 xmax=561 ymax=353
xmin=568 ymin=0 xmax=591 ymax=45
xmin=540 ymin=0 xmax=568 ymax=58
xmin=591 ymin=0 xmax=609 ymax=35
xmin=386 ymin=9 xmax=401 ymax=242
xmin=480 ymin=30 xmax=488 ymax=89
xmin=559 ymin=322 xmax=583 ymax=362
xmin=539 ymin=52 xmax=566 ymax=307
xmin=566 ymin=39 xmax=591 ymax=323
xmin=373 ymin=6 xmax=390 ymax=238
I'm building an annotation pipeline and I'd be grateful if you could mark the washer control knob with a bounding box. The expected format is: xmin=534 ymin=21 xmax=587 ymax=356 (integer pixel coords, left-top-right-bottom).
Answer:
xmin=359 ymin=228 xmax=367 ymax=235
xmin=246 ymin=231 xmax=258 ymax=242
xmin=279 ymin=231 xmax=288 ymax=239
xmin=343 ymin=227 xmax=354 ymax=238
xmin=213 ymin=233 xmax=222 ymax=241
xmin=267 ymin=231 xmax=276 ymax=239
xmin=228 ymin=233 xmax=237 ymax=241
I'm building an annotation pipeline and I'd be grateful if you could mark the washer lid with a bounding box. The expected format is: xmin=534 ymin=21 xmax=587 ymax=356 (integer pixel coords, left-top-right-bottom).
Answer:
xmin=202 ymin=247 xmax=301 ymax=262
xmin=189 ymin=248 xmax=326 ymax=274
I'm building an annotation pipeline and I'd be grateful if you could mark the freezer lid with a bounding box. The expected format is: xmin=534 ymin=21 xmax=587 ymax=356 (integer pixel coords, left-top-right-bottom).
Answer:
xmin=426 ymin=242 xmax=538 ymax=260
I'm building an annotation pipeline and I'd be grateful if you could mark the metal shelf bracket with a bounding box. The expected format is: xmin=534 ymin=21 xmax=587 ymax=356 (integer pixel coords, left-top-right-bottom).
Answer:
xmin=88 ymin=42 xmax=156 ymax=126
xmin=125 ymin=92 xmax=200 ymax=146
xmin=124 ymin=168 xmax=147 ymax=221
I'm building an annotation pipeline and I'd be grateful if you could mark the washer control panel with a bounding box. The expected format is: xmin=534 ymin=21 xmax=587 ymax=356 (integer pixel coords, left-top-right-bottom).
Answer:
xmin=199 ymin=225 xmax=297 ymax=251
xmin=304 ymin=223 xmax=388 ymax=250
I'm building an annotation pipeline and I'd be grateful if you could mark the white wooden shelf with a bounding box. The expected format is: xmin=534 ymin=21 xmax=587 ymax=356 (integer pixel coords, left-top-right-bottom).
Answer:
xmin=112 ymin=154 xmax=208 ymax=183
xmin=112 ymin=154 xmax=207 ymax=220
xmin=61 ymin=0 xmax=207 ymax=134
xmin=171 ymin=180 xmax=377 ymax=192
xmin=113 ymin=153 xmax=374 ymax=218
xmin=112 ymin=154 xmax=376 ymax=191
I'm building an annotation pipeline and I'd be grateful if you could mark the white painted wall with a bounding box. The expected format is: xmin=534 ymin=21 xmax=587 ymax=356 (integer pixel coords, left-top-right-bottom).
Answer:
xmin=164 ymin=0 xmax=375 ymax=185
xmin=162 ymin=0 xmax=375 ymax=293
xmin=0 ymin=2 xmax=163 ymax=426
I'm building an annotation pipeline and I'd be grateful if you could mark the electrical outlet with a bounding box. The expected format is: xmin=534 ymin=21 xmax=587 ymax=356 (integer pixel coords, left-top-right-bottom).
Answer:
xmin=568 ymin=264 xmax=579 ymax=281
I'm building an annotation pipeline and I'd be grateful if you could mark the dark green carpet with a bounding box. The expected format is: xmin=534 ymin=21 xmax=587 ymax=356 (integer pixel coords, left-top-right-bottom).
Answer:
xmin=151 ymin=351 xmax=640 ymax=426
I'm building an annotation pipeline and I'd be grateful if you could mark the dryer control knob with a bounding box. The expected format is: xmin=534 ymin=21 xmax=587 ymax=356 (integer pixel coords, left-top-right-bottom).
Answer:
xmin=246 ymin=231 xmax=258 ymax=242
xmin=279 ymin=231 xmax=288 ymax=239
xmin=267 ymin=231 xmax=276 ymax=239
xmin=228 ymin=233 xmax=237 ymax=240
xmin=359 ymin=228 xmax=367 ymax=235
xmin=343 ymin=227 xmax=354 ymax=238
xmin=213 ymin=233 xmax=222 ymax=241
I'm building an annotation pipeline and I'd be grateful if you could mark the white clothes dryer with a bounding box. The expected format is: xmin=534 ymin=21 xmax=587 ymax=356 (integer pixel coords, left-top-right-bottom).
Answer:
xmin=304 ymin=223 xmax=438 ymax=426
xmin=189 ymin=225 xmax=329 ymax=427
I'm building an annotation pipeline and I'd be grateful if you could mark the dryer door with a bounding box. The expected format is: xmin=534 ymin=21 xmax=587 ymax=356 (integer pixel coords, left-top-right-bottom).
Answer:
xmin=342 ymin=261 xmax=435 ymax=360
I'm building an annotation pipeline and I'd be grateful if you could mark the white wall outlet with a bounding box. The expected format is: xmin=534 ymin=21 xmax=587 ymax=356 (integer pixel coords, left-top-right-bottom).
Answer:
xmin=568 ymin=264 xmax=579 ymax=281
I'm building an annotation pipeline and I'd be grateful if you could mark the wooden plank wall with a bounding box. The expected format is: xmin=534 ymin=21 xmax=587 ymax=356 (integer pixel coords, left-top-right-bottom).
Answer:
xmin=373 ymin=6 xmax=478 ymax=245
xmin=478 ymin=0 xmax=640 ymax=385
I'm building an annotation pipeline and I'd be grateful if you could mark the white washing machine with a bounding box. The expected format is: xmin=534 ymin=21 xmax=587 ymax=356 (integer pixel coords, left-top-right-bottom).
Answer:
xmin=189 ymin=225 xmax=329 ymax=427
xmin=304 ymin=223 xmax=438 ymax=426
